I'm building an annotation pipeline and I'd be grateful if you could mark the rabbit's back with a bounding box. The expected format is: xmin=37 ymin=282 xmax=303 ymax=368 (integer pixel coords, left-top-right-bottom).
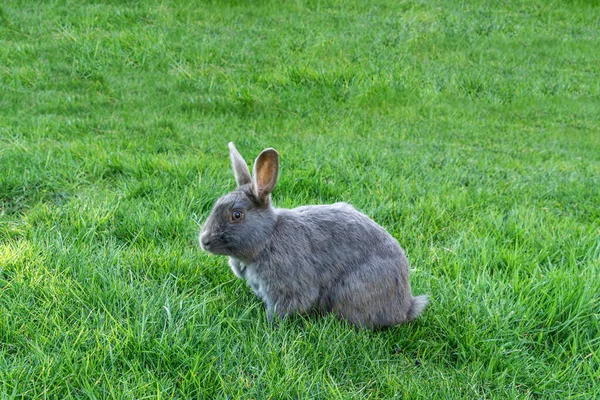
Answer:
xmin=289 ymin=202 xmax=406 ymax=266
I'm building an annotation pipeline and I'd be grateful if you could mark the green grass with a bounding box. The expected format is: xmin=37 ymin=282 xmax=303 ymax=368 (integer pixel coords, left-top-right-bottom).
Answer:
xmin=1 ymin=0 xmax=599 ymax=397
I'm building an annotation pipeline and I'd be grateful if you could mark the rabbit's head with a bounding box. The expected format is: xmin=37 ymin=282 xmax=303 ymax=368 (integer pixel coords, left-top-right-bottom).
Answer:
xmin=199 ymin=143 xmax=279 ymax=261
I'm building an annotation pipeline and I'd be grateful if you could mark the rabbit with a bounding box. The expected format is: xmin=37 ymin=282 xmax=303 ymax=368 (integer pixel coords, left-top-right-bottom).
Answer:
xmin=199 ymin=143 xmax=428 ymax=329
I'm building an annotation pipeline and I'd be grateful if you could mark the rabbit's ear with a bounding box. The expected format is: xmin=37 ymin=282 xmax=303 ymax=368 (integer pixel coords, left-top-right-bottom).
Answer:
xmin=252 ymin=148 xmax=279 ymax=202
xmin=229 ymin=142 xmax=252 ymax=186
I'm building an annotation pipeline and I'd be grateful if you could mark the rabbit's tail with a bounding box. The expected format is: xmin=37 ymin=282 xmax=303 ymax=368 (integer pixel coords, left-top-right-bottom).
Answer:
xmin=407 ymin=295 xmax=429 ymax=321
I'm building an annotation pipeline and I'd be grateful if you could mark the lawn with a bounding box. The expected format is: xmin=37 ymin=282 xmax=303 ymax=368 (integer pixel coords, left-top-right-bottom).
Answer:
xmin=1 ymin=0 xmax=599 ymax=398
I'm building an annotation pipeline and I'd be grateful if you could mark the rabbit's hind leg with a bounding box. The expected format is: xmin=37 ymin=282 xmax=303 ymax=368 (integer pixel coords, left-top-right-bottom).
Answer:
xmin=330 ymin=262 xmax=412 ymax=329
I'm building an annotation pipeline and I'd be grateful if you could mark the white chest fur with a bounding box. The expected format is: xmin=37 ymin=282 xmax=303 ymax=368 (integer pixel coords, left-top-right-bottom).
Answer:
xmin=229 ymin=257 xmax=267 ymax=301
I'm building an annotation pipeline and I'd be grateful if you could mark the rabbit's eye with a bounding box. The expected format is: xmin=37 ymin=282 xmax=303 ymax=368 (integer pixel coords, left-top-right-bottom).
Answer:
xmin=231 ymin=210 xmax=243 ymax=221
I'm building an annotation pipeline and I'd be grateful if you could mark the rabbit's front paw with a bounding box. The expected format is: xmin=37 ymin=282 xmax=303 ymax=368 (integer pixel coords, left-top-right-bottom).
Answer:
xmin=266 ymin=309 xmax=286 ymax=328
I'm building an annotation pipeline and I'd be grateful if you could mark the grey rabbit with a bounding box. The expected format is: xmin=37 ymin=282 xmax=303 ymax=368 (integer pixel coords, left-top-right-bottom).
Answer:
xmin=199 ymin=143 xmax=428 ymax=329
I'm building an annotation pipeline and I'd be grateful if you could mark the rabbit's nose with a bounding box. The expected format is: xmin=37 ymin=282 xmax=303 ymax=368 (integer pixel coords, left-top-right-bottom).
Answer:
xmin=200 ymin=232 xmax=212 ymax=248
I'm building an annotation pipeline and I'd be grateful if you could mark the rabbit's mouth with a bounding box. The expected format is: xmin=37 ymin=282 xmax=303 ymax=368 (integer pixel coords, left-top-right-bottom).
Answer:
xmin=203 ymin=244 xmax=230 ymax=256
xmin=199 ymin=235 xmax=228 ymax=255
xmin=200 ymin=240 xmax=216 ymax=253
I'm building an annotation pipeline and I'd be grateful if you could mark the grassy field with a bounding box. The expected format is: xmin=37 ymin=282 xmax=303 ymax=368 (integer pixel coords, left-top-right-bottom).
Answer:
xmin=1 ymin=0 xmax=599 ymax=398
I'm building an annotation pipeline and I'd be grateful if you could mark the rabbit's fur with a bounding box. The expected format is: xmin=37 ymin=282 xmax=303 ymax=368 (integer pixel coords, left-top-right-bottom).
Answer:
xmin=199 ymin=143 xmax=428 ymax=329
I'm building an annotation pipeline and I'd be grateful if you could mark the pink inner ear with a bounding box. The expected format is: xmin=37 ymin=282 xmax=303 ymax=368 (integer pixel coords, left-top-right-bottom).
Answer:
xmin=254 ymin=150 xmax=279 ymax=197
xmin=257 ymin=164 xmax=275 ymax=193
